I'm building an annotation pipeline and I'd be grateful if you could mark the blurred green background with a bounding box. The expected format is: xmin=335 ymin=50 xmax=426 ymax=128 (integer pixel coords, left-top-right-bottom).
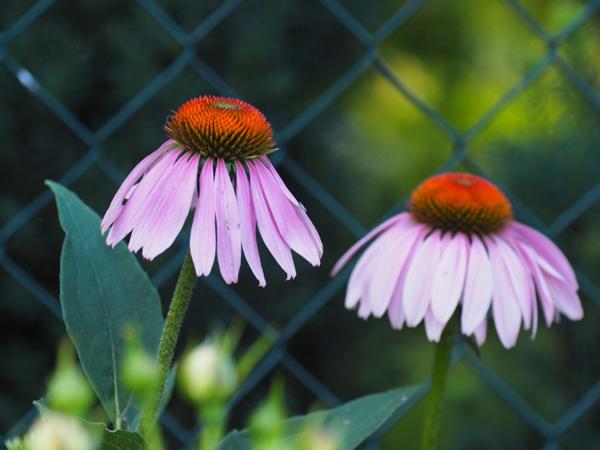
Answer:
xmin=0 ymin=0 xmax=599 ymax=449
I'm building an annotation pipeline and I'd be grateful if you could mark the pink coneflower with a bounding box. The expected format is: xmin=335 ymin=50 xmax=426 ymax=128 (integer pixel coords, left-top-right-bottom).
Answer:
xmin=332 ymin=173 xmax=583 ymax=348
xmin=101 ymin=96 xmax=322 ymax=286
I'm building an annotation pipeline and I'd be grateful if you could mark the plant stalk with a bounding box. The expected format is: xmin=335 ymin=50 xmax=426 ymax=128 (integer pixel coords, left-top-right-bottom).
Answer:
xmin=420 ymin=331 xmax=452 ymax=450
xmin=140 ymin=252 xmax=197 ymax=436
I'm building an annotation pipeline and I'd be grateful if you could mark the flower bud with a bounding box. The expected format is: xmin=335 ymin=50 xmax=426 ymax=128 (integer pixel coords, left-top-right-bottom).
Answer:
xmin=122 ymin=347 xmax=159 ymax=398
xmin=47 ymin=341 xmax=95 ymax=418
xmin=249 ymin=381 xmax=288 ymax=450
xmin=179 ymin=341 xmax=237 ymax=404
xmin=24 ymin=413 xmax=98 ymax=450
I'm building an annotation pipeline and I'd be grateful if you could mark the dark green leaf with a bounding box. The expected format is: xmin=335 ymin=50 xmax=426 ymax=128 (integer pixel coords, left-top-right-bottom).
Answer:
xmin=48 ymin=182 xmax=164 ymax=431
xmin=101 ymin=430 xmax=145 ymax=450
xmin=219 ymin=386 xmax=419 ymax=450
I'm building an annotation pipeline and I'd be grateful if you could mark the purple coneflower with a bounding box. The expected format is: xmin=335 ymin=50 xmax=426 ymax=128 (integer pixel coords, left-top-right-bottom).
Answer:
xmin=333 ymin=173 xmax=583 ymax=348
xmin=101 ymin=96 xmax=322 ymax=286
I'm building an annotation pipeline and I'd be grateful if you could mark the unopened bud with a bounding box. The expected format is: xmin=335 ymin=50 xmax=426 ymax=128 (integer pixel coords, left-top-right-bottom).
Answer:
xmin=122 ymin=348 xmax=159 ymax=398
xmin=47 ymin=341 xmax=94 ymax=417
xmin=179 ymin=342 xmax=237 ymax=404
xmin=249 ymin=380 xmax=288 ymax=450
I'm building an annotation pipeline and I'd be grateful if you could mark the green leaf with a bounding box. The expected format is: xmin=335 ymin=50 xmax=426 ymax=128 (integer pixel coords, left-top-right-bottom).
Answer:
xmin=219 ymin=386 xmax=419 ymax=450
xmin=48 ymin=181 xmax=164 ymax=431
xmin=100 ymin=430 xmax=145 ymax=450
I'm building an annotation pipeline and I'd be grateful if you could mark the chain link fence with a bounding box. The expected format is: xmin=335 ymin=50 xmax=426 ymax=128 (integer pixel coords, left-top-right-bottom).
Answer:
xmin=1 ymin=0 xmax=599 ymax=449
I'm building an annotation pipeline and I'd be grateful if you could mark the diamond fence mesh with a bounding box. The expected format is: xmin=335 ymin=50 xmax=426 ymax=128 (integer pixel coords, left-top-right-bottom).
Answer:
xmin=0 ymin=0 xmax=599 ymax=449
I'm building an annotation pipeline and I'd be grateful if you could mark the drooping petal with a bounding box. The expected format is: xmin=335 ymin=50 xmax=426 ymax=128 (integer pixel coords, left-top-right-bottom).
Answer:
xmin=474 ymin=317 xmax=487 ymax=346
xmin=127 ymin=152 xmax=199 ymax=259
xmin=461 ymin=236 xmax=493 ymax=335
xmin=107 ymin=150 xmax=180 ymax=247
xmin=507 ymin=222 xmax=577 ymax=289
xmin=488 ymin=238 xmax=521 ymax=349
xmin=294 ymin=203 xmax=323 ymax=259
xmin=431 ymin=232 xmax=468 ymax=324
xmin=495 ymin=236 xmax=533 ymax=330
xmin=331 ymin=213 xmax=411 ymax=276
xmin=190 ymin=159 xmax=217 ymax=276
xmin=387 ymin=228 xmax=426 ymax=330
xmin=248 ymin=162 xmax=296 ymax=279
xmin=251 ymin=160 xmax=321 ymax=266
xmin=518 ymin=242 xmax=555 ymax=325
xmin=367 ymin=223 xmax=424 ymax=318
xmin=344 ymin=229 xmax=385 ymax=310
xmin=260 ymin=156 xmax=300 ymax=206
xmin=357 ymin=299 xmax=372 ymax=320
xmin=101 ymin=140 xmax=175 ymax=233
xmin=235 ymin=161 xmax=266 ymax=287
xmin=424 ymin=308 xmax=445 ymax=343
xmin=388 ymin=279 xmax=406 ymax=330
xmin=545 ymin=276 xmax=583 ymax=320
xmin=402 ymin=230 xmax=443 ymax=327
xmin=214 ymin=159 xmax=242 ymax=284
xmin=509 ymin=239 xmax=539 ymax=337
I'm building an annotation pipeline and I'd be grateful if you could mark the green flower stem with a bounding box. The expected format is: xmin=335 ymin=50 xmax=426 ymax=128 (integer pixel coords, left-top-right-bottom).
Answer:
xmin=198 ymin=404 xmax=227 ymax=450
xmin=421 ymin=332 xmax=452 ymax=450
xmin=141 ymin=253 xmax=197 ymax=436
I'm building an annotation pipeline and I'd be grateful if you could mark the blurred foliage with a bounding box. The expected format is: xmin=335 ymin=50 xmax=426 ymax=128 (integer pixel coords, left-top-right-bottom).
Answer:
xmin=0 ymin=0 xmax=598 ymax=449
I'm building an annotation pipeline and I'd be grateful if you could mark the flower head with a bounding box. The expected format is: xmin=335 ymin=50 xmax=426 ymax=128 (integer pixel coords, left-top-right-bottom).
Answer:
xmin=101 ymin=96 xmax=322 ymax=286
xmin=333 ymin=173 xmax=583 ymax=348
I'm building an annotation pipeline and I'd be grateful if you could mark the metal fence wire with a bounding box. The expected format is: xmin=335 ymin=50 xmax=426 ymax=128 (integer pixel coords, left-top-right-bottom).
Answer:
xmin=1 ymin=0 xmax=599 ymax=449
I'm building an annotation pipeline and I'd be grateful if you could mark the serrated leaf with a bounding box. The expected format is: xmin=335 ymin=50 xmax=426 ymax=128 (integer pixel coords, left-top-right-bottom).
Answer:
xmin=48 ymin=182 xmax=164 ymax=430
xmin=219 ymin=386 xmax=419 ymax=450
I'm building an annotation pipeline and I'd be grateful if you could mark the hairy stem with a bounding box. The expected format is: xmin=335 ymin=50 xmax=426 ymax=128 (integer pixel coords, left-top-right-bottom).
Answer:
xmin=140 ymin=253 xmax=197 ymax=436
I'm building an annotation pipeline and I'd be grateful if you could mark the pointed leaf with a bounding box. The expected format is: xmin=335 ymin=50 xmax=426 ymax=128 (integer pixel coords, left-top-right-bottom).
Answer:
xmin=219 ymin=386 xmax=419 ymax=450
xmin=48 ymin=182 xmax=164 ymax=430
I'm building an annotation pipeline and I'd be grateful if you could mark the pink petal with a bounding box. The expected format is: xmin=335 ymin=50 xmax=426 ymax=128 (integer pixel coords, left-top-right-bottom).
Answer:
xmin=190 ymin=159 xmax=217 ymax=277
xmin=545 ymin=276 xmax=583 ymax=320
xmin=260 ymin=156 xmax=300 ymax=206
xmin=251 ymin=161 xmax=321 ymax=266
xmin=388 ymin=281 xmax=406 ymax=330
xmin=248 ymin=163 xmax=296 ymax=279
xmin=235 ymin=162 xmax=266 ymax=287
xmin=402 ymin=230 xmax=442 ymax=327
xmin=495 ymin=236 xmax=533 ymax=330
xmin=507 ymin=222 xmax=577 ymax=289
xmin=431 ymin=232 xmax=468 ymax=324
xmin=424 ymin=308 xmax=445 ymax=343
xmin=366 ymin=223 xmax=423 ymax=317
xmin=128 ymin=152 xmax=199 ymax=259
xmin=488 ymin=238 xmax=522 ymax=349
xmin=214 ymin=159 xmax=242 ymax=284
xmin=387 ymin=228 xmax=426 ymax=330
xmin=101 ymin=140 xmax=175 ymax=233
xmin=461 ymin=236 xmax=493 ymax=335
xmin=344 ymin=230 xmax=384 ymax=310
xmin=474 ymin=317 xmax=487 ymax=346
xmin=331 ymin=213 xmax=411 ymax=276
xmin=509 ymin=239 xmax=539 ymax=338
xmin=106 ymin=150 xmax=180 ymax=247
xmin=294 ymin=204 xmax=323 ymax=259
xmin=518 ymin=242 xmax=555 ymax=326
xmin=357 ymin=299 xmax=372 ymax=319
